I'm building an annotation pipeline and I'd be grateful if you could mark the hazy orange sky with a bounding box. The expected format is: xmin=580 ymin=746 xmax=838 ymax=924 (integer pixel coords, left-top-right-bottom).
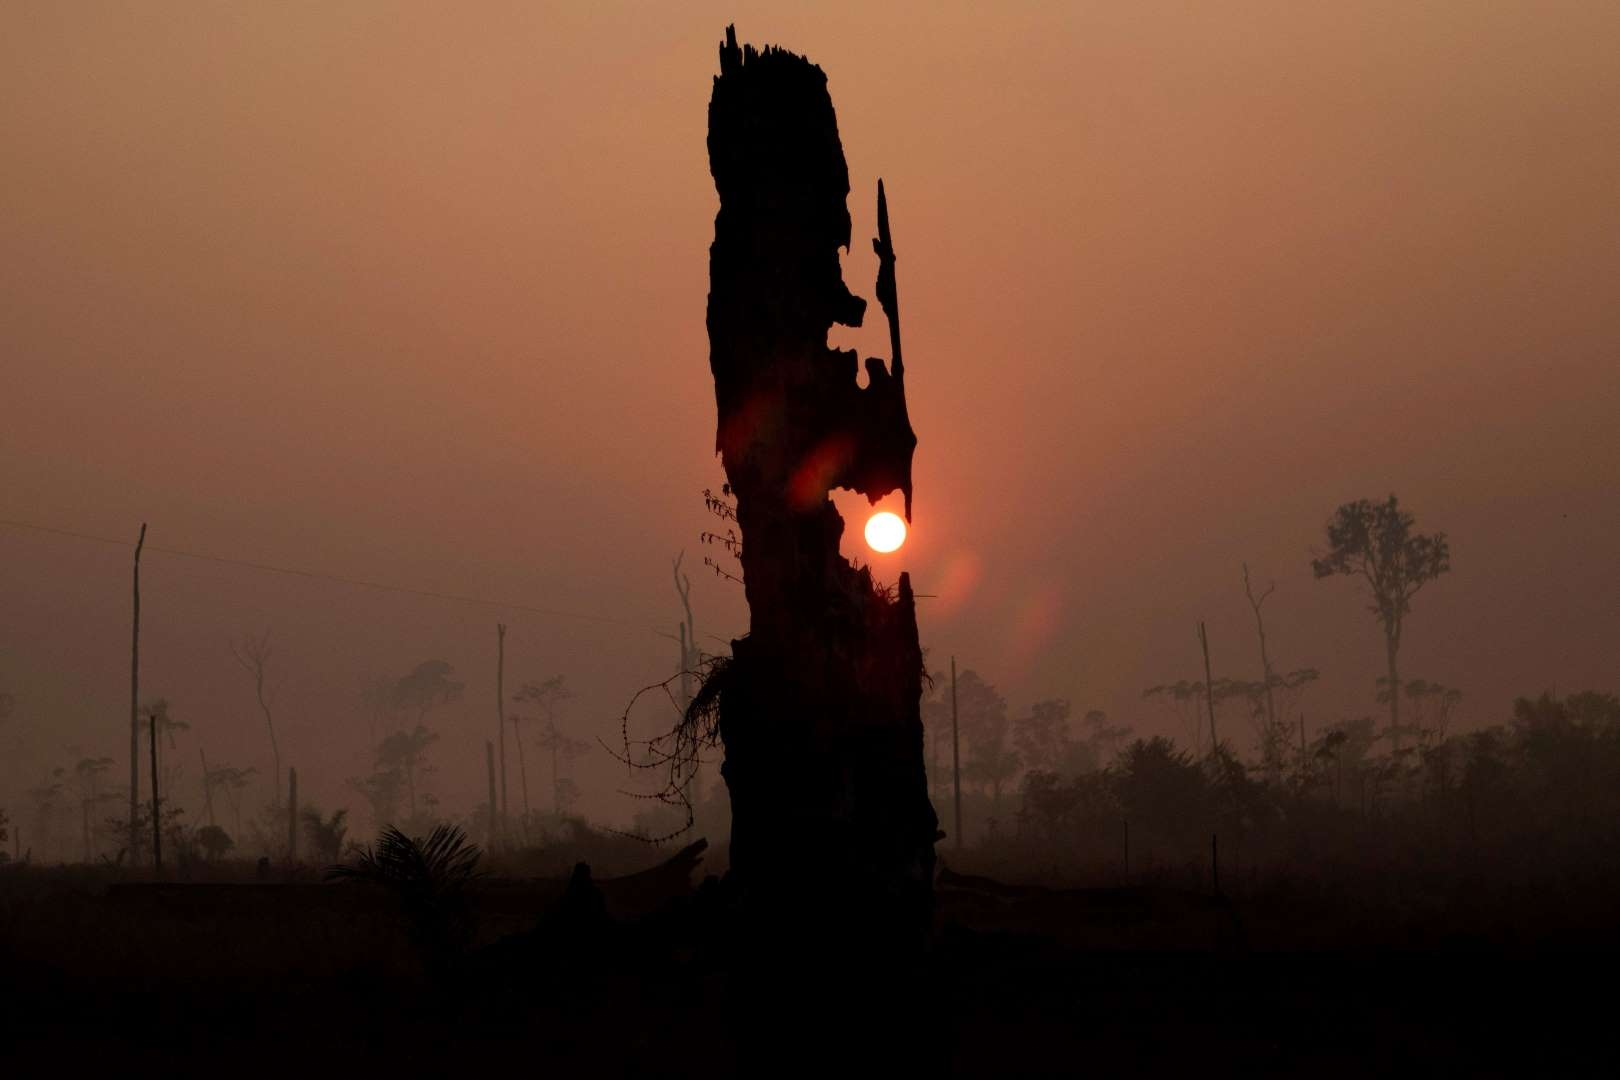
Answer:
xmin=3 ymin=3 xmax=1617 ymax=830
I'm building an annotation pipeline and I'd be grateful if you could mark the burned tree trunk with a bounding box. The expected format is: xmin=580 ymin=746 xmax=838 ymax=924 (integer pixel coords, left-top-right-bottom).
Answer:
xmin=705 ymin=26 xmax=937 ymax=948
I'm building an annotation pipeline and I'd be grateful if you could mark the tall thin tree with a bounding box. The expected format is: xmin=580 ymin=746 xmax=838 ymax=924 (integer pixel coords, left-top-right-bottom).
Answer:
xmin=229 ymin=629 xmax=281 ymax=805
xmin=287 ymin=766 xmax=298 ymax=862
xmin=1311 ymin=495 xmax=1450 ymax=752
xmin=129 ymin=523 xmax=146 ymax=863
xmin=485 ymin=740 xmax=498 ymax=852
xmin=1241 ymin=564 xmax=1278 ymax=734
xmin=149 ymin=709 xmax=161 ymax=871
xmin=496 ymin=623 xmax=507 ymax=849
xmin=1198 ymin=621 xmax=1218 ymax=752
xmin=951 ymin=656 xmax=962 ymax=854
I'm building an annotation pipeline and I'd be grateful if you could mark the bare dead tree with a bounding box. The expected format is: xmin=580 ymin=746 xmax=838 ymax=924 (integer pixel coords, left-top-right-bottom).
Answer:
xmin=1198 ymin=621 xmax=1219 ymax=753
xmin=510 ymin=712 xmax=531 ymax=841
xmin=535 ymin=721 xmax=592 ymax=817
xmin=1242 ymin=563 xmax=1278 ymax=733
xmin=496 ymin=623 xmax=508 ymax=849
xmin=229 ymin=629 xmax=281 ymax=806
xmin=129 ymin=523 xmax=146 ymax=863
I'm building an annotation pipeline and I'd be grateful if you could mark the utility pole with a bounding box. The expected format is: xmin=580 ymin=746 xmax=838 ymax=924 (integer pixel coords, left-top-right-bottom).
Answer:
xmin=129 ymin=523 xmax=146 ymax=864
xmin=149 ymin=711 xmax=161 ymax=872
xmin=496 ymin=623 xmax=507 ymax=850
xmin=1198 ymin=621 xmax=1218 ymax=754
xmin=951 ymin=656 xmax=962 ymax=854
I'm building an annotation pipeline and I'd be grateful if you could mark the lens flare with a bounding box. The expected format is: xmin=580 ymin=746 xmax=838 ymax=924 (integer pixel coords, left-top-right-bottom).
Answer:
xmin=864 ymin=511 xmax=907 ymax=553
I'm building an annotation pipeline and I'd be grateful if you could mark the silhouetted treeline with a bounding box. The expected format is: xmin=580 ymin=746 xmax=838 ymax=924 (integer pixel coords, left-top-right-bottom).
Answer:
xmin=947 ymin=689 xmax=1620 ymax=889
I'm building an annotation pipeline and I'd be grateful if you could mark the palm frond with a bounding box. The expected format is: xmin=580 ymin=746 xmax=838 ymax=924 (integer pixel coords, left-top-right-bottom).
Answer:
xmin=325 ymin=823 xmax=482 ymax=894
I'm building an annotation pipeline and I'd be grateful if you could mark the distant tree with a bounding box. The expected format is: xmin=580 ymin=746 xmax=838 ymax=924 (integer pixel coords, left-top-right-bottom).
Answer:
xmin=27 ymin=768 xmax=67 ymax=861
xmin=919 ymin=668 xmax=950 ymax=800
xmin=301 ymin=806 xmax=350 ymax=862
xmin=196 ymin=823 xmax=234 ymax=861
xmin=348 ymin=766 xmax=403 ymax=835
xmin=1387 ymin=678 xmax=1463 ymax=745
xmin=1143 ymin=680 xmax=1209 ymax=755
xmin=228 ymin=630 xmax=282 ymax=803
xmin=376 ymin=726 xmax=440 ymax=822
xmin=514 ymin=676 xmax=581 ymax=824
xmin=361 ymin=675 xmax=397 ymax=747
xmin=956 ymin=670 xmax=1019 ymax=821
xmin=513 ymin=675 xmax=572 ymax=728
xmin=105 ymin=799 xmax=186 ymax=866
xmin=1212 ymin=671 xmax=1318 ymax=779
xmin=1311 ymin=495 xmax=1450 ymax=752
xmin=1078 ymin=708 xmax=1132 ymax=767
xmin=204 ymin=763 xmax=256 ymax=839
xmin=1312 ymin=716 xmax=1379 ymax=812
xmin=390 ymin=660 xmax=464 ymax=730
xmin=73 ymin=756 xmax=116 ymax=861
xmin=1012 ymin=699 xmax=1073 ymax=776
xmin=1242 ymin=563 xmax=1281 ymax=731
xmin=534 ymin=722 xmax=591 ymax=818
xmin=508 ymin=711 xmax=534 ymax=838
xmin=1114 ymin=737 xmax=1205 ymax=853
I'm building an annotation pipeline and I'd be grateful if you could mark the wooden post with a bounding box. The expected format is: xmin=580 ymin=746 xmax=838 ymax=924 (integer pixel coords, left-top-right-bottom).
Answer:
xmin=951 ymin=656 xmax=962 ymax=853
xmin=485 ymin=740 xmax=498 ymax=853
xmin=496 ymin=623 xmax=507 ymax=850
xmin=149 ymin=711 xmax=161 ymax=871
xmin=288 ymin=767 xmax=298 ymax=862
xmin=1122 ymin=818 xmax=1130 ymax=882
xmin=129 ymin=523 xmax=146 ymax=864
xmin=1198 ymin=621 xmax=1218 ymax=753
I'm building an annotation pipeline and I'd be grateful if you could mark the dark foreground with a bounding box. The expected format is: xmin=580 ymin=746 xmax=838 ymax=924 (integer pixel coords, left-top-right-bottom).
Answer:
xmin=3 ymin=856 xmax=1615 ymax=1076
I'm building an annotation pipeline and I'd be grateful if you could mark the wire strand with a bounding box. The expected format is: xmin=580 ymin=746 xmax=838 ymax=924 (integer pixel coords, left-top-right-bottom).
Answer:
xmin=0 ymin=516 xmax=664 ymax=634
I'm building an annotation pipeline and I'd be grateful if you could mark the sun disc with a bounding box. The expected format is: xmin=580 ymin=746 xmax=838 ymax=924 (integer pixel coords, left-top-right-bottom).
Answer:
xmin=864 ymin=511 xmax=907 ymax=553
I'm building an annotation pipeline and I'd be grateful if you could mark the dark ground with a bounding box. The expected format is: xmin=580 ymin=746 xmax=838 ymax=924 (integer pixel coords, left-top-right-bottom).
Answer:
xmin=2 ymin=854 xmax=1615 ymax=1076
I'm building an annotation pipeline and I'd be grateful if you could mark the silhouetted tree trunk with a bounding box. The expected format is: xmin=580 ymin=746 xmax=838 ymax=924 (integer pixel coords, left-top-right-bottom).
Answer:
xmin=229 ymin=630 xmax=280 ymax=806
xmin=1242 ymin=564 xmax=1278 ymax=732
xmin=952 ymin=656 xmax=962 ymax=854
xmin=496 ymin=623 xmax=507 ymax=849
xmin=288 ymin=767 xmax=298 ymax=862
xmin=1311 ymin=496 xmax=1450 ymax=756
xmin=485 ymin=740 xmax=498 ymax=851
xmin=1199 ymin=622 xmax=1218 ymax=752
xmin=1385 ymin=631 xmax=1402 ymax=752
xmin=512 ymin=715 xmax=530 ymax=840
xmin=199 ymin=746 xmax=216 ymax=828
xmin=706 ymin=26 xmax=937 ymax=950
xmin=149 ymin=711 xmax=161 ymax=871
xmin=129 ymin=523 xmax=145 ymax=864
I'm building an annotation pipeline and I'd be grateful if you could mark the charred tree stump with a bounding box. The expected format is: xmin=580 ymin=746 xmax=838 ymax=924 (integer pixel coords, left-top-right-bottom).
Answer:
xmin=705 ymin=26 xmax=938 ymax=952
